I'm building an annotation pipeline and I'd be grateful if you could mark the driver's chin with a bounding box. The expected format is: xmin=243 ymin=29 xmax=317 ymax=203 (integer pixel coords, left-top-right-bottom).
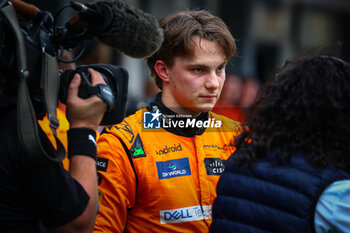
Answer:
xmin=195 ymin=103 xmax=215 ymax=112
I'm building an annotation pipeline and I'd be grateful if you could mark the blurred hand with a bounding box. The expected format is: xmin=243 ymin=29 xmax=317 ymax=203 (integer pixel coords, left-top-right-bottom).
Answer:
xmin=66 ymin=68 xmax=107 ymax=130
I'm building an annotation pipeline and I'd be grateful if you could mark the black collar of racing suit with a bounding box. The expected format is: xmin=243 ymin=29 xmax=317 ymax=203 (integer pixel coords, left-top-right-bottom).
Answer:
xmin=148 ymin=92 xmax=208 ymax=137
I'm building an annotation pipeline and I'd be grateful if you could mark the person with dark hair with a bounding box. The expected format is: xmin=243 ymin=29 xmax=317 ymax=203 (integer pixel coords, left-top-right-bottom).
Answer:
xmin=210 ymin=54 xmax=350 ymax=233
xmin=94 ymin=10 xmax=240 ymax=233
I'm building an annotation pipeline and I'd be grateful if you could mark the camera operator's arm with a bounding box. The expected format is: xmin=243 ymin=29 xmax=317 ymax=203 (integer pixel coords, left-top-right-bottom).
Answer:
xmin=52 ymin=69 xmax=107 ymax=233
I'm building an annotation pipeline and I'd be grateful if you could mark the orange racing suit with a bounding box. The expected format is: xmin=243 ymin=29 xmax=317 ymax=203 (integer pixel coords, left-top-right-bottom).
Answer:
xmin=38 ymin=107 xmax=100 ymax=170
xmin=38 ymin=108 xmax=70 ymax=170
xmin=94 ymin=104 xmax=240 ymax=233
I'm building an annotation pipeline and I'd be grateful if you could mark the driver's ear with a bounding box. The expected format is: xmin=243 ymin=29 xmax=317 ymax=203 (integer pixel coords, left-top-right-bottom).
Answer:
xmin=154 ymin=60 xmax=170 ymax=83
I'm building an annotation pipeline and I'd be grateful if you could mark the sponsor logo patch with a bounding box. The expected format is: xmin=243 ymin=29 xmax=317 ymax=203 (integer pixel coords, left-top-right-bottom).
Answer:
xmin=130 ymin=134 xmax=146 ymax=158
xmin=156 ymin=143 xmax=182 ymax=155
xmin=156 ymin=158 xmax=191 ymax=179
xmin=133 ymin=147 xmax=145 ymax=156
xmin=160 ymin=205 xmax=212 ymax=224
xmin=202 ymin=144 xmax=224 ymax=150
xmin=96 ymin=157 xmax=109 ymax=172
xmin=203 ymin=143 xmax=235 ymax=151
xmin=204 ymin=158 xmax=225 ymax=175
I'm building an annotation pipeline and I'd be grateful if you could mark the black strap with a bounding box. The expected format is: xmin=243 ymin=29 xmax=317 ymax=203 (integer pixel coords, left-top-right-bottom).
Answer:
xmin=43 ymin=52 xmax=60 ymax=134
xmin=1 ymin=4 xmax=65 ymax=164
xmin=88 ymin=84 xmax=114 ymax=111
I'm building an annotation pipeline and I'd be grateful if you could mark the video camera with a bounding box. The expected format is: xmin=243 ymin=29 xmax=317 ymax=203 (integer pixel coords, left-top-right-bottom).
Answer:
xmin=0 ymin=0 xmax=129 ymax=163
xmin=0 ymin=0 xmax=128 ymax=125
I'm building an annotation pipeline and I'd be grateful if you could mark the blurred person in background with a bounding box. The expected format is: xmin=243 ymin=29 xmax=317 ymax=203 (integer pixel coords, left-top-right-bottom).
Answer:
xmin=213 ymin=74 xmax=245 ymax=121
xmin=239 ymin=77 xmax=260 ymax=109
xmin=210 ymin=54 xmax=350 ymax=233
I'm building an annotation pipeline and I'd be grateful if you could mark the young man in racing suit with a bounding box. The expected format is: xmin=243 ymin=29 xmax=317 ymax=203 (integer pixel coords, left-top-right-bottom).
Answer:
xmin=94 ymin=10 xmax=240 ymax=233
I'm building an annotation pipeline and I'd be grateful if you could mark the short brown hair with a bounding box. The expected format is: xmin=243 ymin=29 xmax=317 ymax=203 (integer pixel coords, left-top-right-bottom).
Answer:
xmin=147 ymin=10 xmax=236 ymax=89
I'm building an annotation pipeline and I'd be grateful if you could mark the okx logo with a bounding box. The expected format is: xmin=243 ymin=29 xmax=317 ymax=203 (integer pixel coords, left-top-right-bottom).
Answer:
xmin=143 ymin=110 xmax=161 ymax=129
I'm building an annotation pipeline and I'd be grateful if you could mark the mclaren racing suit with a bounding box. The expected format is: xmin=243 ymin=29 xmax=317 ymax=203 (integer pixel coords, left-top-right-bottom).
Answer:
xmin=94 ymin=100 xmax=240 ymax=233
xmin=38 ymin=107 xmax=71 ymax=170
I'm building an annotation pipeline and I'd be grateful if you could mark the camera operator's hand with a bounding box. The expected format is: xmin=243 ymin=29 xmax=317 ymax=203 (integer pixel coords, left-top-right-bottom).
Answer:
xmin=54 ymin=69 xmax=106 ymax=232
xmin=66 ymin=68 xmax=107 ymax=130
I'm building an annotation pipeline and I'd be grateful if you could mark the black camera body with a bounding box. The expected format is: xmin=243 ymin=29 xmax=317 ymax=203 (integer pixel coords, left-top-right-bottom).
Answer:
xmin=0 ymin=0 xmax=128 ymax=125
xmin=60 ymin=64 xmax=128 ymax=125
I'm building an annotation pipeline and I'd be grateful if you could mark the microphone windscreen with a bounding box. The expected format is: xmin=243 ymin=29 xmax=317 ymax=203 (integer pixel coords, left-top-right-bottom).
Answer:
xmin=96 ymin=0 xmax=163 ymax=58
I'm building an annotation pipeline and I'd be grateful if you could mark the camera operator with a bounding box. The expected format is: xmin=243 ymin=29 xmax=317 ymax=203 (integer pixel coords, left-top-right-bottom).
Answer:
xmin=0 ymin=69 xmax=107 ymax=232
